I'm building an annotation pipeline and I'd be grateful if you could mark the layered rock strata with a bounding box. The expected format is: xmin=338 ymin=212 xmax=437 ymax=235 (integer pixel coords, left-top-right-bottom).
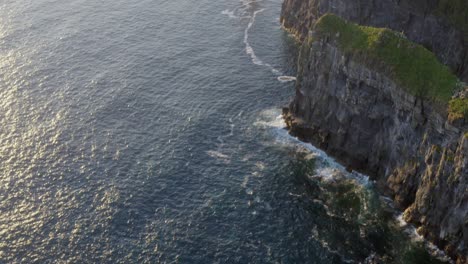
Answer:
xmin=282 ymin=10 xmax=467 ymax=263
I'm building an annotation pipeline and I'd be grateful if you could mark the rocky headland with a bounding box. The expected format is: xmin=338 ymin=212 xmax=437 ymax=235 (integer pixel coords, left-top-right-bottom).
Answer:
xmin=280 ymin=0 xmax=467 ymax=262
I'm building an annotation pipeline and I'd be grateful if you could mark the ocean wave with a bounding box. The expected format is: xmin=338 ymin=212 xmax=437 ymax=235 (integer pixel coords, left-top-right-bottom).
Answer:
xmin=254 ymin=108 xmax=370 ymax=186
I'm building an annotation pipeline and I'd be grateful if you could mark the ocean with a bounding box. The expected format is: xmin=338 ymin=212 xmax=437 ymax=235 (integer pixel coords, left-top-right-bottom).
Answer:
xmin=0 ymin=0 xmax=449 ymax=263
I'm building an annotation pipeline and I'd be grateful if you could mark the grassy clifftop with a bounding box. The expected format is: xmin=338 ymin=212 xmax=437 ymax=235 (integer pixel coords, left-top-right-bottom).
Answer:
xmin=313 ymin=14 xmax=459 ymax=104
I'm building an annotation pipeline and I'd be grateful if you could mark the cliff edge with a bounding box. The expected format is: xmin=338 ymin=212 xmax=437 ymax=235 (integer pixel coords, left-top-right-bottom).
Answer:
xmin=281 ymin=0 xmax=468 ymax=82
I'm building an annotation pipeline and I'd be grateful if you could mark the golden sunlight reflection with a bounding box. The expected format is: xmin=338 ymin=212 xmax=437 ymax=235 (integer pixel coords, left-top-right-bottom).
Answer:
xmin=0 ymin=39 xmax=122 ymax=261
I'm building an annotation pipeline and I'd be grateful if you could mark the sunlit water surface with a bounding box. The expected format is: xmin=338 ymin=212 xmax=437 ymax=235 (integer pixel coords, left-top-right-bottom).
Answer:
xmin=0 ymin=0 xmax=450 ymax=263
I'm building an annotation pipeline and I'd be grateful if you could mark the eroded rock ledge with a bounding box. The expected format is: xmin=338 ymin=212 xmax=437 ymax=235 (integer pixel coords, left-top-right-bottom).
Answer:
xmin=281 ymin=8 xmax=467 ymax=263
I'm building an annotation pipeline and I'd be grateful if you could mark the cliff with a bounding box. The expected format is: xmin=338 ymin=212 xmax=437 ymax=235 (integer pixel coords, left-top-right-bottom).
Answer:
xmin=282 ymin=10 xmax=468 ymax=263
xmin=281 ymin=0 xmax=468 ymax=82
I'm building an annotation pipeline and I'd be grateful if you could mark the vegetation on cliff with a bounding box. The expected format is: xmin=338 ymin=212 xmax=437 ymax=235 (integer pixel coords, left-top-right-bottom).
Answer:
xmin=448 ymin=98 xmax=468 ymax=121
xmin=313 ymin=14 xmax=459 ymax=103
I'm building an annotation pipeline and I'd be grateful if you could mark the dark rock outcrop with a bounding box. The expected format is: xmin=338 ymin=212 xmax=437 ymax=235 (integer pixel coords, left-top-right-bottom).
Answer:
xmin=281 ymin=0 xmax=468 ymax=82
xmin=281 ymin=5 xmax=468 ymax=262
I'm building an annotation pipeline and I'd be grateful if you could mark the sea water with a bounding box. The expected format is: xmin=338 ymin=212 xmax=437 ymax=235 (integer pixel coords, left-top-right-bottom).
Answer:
xmin=0 ymin=0 xmax=450 ymax=263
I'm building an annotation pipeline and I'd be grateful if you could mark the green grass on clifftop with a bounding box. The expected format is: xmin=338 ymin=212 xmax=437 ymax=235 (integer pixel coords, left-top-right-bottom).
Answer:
xmin=313 ymin=14 xmax=458 ymax=103
xmin=448 ymin=98 xmax=468 ymax=121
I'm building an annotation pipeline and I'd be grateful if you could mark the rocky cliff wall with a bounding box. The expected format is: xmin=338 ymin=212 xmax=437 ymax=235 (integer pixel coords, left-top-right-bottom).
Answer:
xmin=282 ymin=13 xmax=467 ymax=263
xmin=280 ymin=0 xmax=468 ymax=82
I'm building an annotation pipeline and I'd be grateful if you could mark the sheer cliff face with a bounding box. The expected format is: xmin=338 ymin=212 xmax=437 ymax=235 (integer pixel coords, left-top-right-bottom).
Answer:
xmin=281 ymin=0 xmax=468 ymax=82
xmin=284 ymin=35 xmax=467 ymax=263
xmin=289 ymin=38 xmax=453 ymax=177
xmin=281 ymin=2 xmax=467 ymax=262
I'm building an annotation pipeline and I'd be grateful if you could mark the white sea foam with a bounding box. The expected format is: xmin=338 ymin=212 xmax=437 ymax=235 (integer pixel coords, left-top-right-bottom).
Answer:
xmin=206 ymin=150 xmax=230 ymax=163
xmin=277 ymin=76 xmax=297 ymax=82
xmin=222 ymin=1 xmax=287 ymax=79
xmin=244 ymin=9 xmax=266 ymax=64
xmin=240 ymin=0 xmax=262 ymax=9
xmin=396 ymin=213 xmax=424 ymax=241
xmin=241 ymin=175 xmax=249 ymax=188
xmin=242 ymin=7 xmax=283 ymax=76
xmin=256 ymin=109 xmax=453 ymax=262
xmin=255 ymin=161 xmax=265 ymax=170
xmin=254 ymin=109 xmax=370 ymax=185
xmin=395 ymin=213 xmax=454 ymax=263
xmin=310 ymin=226 xmax=355 ymax=263
xmin=221 ymin=9 xmax=238 ymax=19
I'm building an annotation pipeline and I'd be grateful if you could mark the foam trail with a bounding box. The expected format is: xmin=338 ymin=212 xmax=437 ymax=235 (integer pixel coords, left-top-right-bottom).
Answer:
xmin=243 ymin=9 xmax=282 ymax=76
xmin=222 ymin=0 xmax=292 ymax=80
xmin=240 ymin=0 xmax=262 ymax=10
xmin=244 ymin=10 xmax=267 ymax=66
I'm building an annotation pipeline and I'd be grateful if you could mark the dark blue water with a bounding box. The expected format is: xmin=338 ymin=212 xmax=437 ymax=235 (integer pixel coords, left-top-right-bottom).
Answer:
xmin=0 ymin=0 xmax=450 ymax=263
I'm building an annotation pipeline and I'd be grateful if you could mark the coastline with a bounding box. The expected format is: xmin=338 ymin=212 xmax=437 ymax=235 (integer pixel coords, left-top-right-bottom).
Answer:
xmin=280 ymin=1 xmax=467 ymax=262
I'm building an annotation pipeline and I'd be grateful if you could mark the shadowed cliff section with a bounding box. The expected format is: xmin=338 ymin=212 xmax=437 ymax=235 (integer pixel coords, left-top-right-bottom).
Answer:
xmin=282 ymin=10 xmax=467 ymax=263
xmin=280 ymin=0 xmax=468 ymax=82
